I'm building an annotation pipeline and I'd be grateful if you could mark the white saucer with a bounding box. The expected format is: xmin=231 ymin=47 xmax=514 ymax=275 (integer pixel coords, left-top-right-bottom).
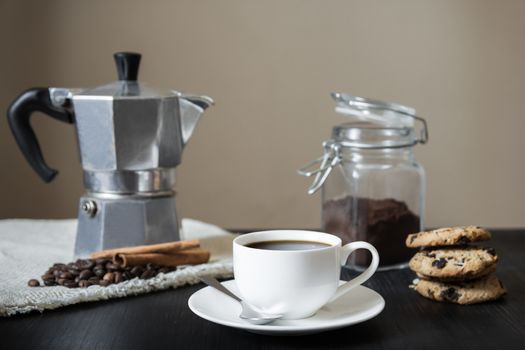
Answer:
xmin=188 ymin=280 xmax=385 ymax=335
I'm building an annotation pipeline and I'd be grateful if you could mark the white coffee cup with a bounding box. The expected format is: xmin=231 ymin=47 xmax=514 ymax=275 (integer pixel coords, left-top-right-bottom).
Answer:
xmin=233 ymin=230 xmax=379 ymax=320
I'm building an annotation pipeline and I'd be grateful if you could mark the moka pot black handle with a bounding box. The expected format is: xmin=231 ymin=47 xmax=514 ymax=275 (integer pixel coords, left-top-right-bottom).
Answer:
xmin=7 ymin=87 xmax=74 ymax=182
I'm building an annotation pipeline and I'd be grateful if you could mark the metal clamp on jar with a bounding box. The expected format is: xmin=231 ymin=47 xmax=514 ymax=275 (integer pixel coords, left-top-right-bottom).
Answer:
xmin=298 ymin=93 xmax=428 ymax=271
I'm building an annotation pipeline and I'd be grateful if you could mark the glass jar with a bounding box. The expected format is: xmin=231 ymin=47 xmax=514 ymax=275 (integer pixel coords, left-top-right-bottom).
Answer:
xmin=299 ymin=93 xmax=428 ymax=271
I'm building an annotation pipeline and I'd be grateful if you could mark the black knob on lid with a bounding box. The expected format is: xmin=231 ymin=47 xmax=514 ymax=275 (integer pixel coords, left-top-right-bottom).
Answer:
xmin=114 ymin=52 xmax=141 ymax=81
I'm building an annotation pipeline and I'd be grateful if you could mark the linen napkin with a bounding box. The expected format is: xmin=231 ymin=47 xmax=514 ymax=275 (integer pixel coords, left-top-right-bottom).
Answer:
xmin=0 ymin=218 xmax=235 ymax=317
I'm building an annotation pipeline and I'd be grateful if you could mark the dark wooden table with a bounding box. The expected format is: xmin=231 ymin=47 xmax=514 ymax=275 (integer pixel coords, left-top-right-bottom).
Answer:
xmin=1 ymin=230 xmax=524 ymax=349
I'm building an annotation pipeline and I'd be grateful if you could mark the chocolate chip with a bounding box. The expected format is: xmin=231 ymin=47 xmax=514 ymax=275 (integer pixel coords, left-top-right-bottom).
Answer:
xmin=432 ymin=258 xmax=447 ymax=269
xmin=428 ymin=253 xmax=436 ymax=258
xmin=27 ymin=279 xmax=40 ymax=287
xmin=484 ymin=248 xmax=497 ymax=256
xmin=457 ymin=236 xmax=471 ymax=245
xmin=410 ymin=234 xmax=417 ymax=243
xmin=440 ymin=287 xmax=460 ymax=302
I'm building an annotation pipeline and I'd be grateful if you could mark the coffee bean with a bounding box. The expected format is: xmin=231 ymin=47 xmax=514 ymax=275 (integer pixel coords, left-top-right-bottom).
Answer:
xmin=95 ymin=258 xmax=109 ymax=265
xmin=28 ymin=279 xmax=40 ymax=287
xmin=140 ymin=270 xmax=155 ymax=279
xmin=114 ymin=272 xmax=123 ymax=284
xmin=59 ymin=272 xmax=74 ymax=280
xmin=146 ymin=263 xmax=155 ymax=270
xmin=41 ymin=273 xmax=54 ymax=281
xmin=79 ymin=269 xmax=93 ymax=280
xmin=105 ymin=262 xmax=120 ymax=271
xmin=38 ymin=259 xmax=176 ymax=288
xmin=130 ymin=266 xmax=144 ymax=276
xmin=78 ymin=280 xmax=91 ymax=288
xmin=67 ymin=262 xmax=80 ymax=271
xmin=63 ymin=280 xmax=78 ymax=288
xmin=99 ymin=280 xmax=111 ymax=287
xmin=76 ymin=259 xmax=94 ymax=270
xmin=103 ymin=272 xmax=115 ymax=282
xmin=43 ymin=279 xmax=56 ymax=286
xmin=94 ymin=269 xmax=106 ymax=277
xmin=67 ymin=268 xmax=80 ymax=276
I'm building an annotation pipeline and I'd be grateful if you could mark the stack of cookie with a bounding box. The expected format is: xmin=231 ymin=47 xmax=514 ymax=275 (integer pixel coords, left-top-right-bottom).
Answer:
xmin=405 ymin=226 xmax=506 ymax=304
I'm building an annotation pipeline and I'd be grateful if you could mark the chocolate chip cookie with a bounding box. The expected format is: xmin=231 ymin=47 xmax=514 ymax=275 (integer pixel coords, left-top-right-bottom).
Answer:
xmin=406 ymin=226 xmax=491 ymax=248
xmin=411 ymin=274 xmax=506 ymax=304
xmin=409 ymin=247 xmax=498 ymax=281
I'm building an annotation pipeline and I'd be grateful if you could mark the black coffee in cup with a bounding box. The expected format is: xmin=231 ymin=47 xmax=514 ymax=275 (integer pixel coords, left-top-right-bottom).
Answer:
xmin=246 ymin=240 xmax=331 ymax=251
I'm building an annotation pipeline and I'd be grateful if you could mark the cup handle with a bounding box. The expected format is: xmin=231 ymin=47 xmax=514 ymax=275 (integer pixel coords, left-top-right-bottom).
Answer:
xmin=330 ymin=241 xmax=379 ymax=302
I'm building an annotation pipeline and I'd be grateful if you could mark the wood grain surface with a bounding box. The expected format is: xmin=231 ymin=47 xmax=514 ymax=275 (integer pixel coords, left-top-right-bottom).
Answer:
xmin=1 ymin=230 xmax=524 ymax=349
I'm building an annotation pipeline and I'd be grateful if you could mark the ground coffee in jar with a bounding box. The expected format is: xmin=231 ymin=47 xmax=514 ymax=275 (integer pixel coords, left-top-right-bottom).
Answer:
xmin=322 ymin=196 xmax=420 ymax=267
xmin=299 ymin=93 xmax=428 ymax=270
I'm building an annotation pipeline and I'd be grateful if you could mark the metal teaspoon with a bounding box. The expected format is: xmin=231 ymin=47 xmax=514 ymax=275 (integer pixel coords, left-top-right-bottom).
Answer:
xmin=198 ymin=275 xmax=282 ymax=325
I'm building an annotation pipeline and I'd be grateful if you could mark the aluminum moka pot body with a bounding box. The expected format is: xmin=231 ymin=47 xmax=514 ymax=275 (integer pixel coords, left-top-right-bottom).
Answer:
xmin=7 ymin=52 xmax=213 ymax=257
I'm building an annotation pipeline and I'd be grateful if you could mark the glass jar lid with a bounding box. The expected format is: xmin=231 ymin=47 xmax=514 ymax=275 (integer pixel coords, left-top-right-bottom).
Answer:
xmin=331 ymin=93 xmax=428 ymax=148
xmin=297 ymin=93 xmax=429 ymax=194
xmin=332 ymin=92 xmax=416 ymax=127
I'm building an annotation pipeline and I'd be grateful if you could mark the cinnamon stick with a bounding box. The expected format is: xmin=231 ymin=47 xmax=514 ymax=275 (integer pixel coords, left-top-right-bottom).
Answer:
xmin=90 ymin=239 xmax=201 ymax=260
xmin=113 ymin=248 xmax=210 ymax=267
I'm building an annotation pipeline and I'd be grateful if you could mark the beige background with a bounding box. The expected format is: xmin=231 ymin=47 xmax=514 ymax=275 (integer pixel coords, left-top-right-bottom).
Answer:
xmin=1 ymin=0 xmax=524 ymax=229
